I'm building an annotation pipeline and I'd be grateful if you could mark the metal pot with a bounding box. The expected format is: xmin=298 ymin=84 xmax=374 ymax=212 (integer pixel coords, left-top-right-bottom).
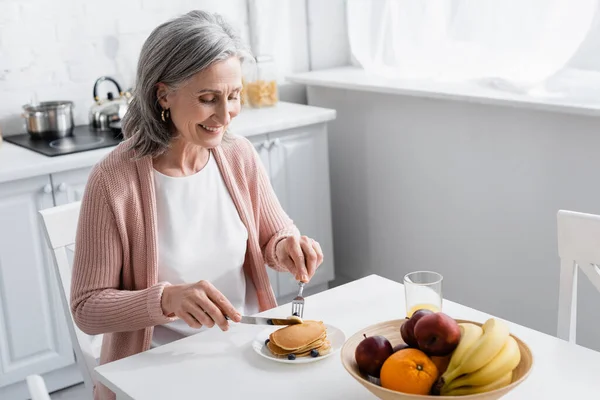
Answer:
xmin=89 ymin=76 xmax=131 ymax=132
xmin=22 ymin=101 xmax=74 ymax=140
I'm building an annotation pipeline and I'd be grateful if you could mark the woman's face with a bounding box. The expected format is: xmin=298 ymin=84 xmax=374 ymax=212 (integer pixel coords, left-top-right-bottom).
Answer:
xmin=157 ymin=56 xmax=243 ymax=149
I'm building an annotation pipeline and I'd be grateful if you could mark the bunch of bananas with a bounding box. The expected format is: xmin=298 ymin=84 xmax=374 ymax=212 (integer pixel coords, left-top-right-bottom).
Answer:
xmin=436 ymin=318 xmax=521 ymax=396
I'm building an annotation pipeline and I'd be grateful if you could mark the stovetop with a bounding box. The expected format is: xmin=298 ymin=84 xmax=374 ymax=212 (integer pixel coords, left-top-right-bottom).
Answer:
xmin=4 ymin=125 xmax=122 ymax=157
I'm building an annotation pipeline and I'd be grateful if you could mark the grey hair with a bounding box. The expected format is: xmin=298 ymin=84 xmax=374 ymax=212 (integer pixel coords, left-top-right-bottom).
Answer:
xmin=122 ymin=10 xmax=253 ymax=158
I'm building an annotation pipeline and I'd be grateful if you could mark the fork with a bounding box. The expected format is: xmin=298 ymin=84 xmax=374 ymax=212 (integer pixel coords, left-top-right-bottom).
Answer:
xmin=291 ymin=281 xmax=305 ymax=318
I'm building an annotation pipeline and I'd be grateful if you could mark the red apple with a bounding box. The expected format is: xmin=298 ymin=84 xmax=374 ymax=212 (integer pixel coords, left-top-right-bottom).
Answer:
xmin=400 ymin=309 xmax=434 ymax=348
xmin=413 ymin=312 xmax=461 ymax=356
xmin=431 ymin=355 xmax=452 ymax=375
xmin=355 ymin=334 xmax=394 ymax=378
xmin=393 ymin=343 xmax=409 ymax=353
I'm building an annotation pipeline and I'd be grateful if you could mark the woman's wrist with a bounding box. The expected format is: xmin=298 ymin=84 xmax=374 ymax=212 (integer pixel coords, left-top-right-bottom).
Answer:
xmin=161 ymin=284 xmax=175 ymax=316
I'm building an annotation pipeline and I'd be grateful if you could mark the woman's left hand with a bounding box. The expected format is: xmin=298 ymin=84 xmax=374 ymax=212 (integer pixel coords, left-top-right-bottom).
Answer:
xmin=275 ymin=235 xmax=324 ymax=283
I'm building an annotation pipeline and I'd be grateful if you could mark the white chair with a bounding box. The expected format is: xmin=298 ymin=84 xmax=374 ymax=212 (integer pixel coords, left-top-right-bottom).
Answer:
xmin=39 ymin=201 xmax=101 ymax=399
xmin=26 ymin=375 xmax=51 ymax=400
xmin=556 ymin=209 xmax=600 ymax=343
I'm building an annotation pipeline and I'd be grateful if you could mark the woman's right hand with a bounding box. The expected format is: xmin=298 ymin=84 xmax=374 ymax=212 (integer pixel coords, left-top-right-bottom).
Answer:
xmin=161 ymin=280 xmax=242 ymax=331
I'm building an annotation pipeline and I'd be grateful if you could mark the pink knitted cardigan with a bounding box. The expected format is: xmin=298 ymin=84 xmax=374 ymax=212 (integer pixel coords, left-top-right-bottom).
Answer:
xmin=71 ymin=135 xmax=298 ymax=400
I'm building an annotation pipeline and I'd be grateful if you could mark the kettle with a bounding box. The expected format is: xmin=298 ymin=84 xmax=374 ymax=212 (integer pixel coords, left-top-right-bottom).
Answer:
xmin=89 ymin=76 xmax=132 ymax=131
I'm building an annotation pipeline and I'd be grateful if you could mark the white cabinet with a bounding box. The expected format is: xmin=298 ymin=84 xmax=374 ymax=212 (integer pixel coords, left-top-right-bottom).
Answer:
xmin=51 ymin=167 xmax=93 ymax=206
xmin=0 ymin=176 xmax=77 ymax=396
xmin=269 ymin=126 xmax=335 ymax=297
xmin=248 ymin=123 xmax=336 ymax=299
xmin=0 ymin=168 xmax=91 ymax=398
xmin=251 ymin=134 xmax=280 ymax=297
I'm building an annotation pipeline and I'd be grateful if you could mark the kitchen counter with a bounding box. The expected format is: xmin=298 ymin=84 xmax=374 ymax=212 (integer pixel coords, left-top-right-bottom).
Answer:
xmin=228 ymin=100 xmax=336 ymax=135
xmin=0 ymin=102 xmax=336 ymax=184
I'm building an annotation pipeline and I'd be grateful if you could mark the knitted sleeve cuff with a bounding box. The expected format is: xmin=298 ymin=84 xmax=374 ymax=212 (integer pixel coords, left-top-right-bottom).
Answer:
xmin=264 ymin=226 xmax=300 ymax=271
xmin=147 ymin=282 xmax=178 ymax=324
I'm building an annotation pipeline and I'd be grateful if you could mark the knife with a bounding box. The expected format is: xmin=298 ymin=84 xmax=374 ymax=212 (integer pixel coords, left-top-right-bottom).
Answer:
xmin=227 ymin=315 xmax=303 ymax=326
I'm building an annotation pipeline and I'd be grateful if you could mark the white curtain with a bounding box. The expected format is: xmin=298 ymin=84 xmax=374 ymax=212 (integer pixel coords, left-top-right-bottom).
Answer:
xmin=247 ymin=0 xmax=308 ymax=82
xmin=347 ymin=0 xmax=599 ymax=93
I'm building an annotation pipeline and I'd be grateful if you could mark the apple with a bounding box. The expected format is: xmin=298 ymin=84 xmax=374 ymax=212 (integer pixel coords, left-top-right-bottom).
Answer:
xmin=355 ymin=334 xmax=394 ymax=378
xmin=431 ymin=355 xmax=451 ymax=375
xmin=400 ymin=309 xmax=434 ymax=348
xmin=393 ymin=343 xmax=409 ymax=353
xmin=413 ymin=312 xmax=461 ymax=356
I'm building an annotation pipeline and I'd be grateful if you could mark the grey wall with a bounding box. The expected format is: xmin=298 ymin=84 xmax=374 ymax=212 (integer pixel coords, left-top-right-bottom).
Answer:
xmin=307 ymin=85 xmax=600 ymax=352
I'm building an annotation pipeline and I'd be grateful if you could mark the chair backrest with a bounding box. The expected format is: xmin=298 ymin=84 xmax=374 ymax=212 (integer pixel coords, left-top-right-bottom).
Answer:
xmin=556 ymin=209 xmax=600 ymax=343
xmin=38 ymin=201 xmax=100 ymax=396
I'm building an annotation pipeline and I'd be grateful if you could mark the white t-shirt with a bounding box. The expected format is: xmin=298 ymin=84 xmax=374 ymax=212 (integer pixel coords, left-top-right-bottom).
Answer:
xmin=151 ymin=151 xmax=260 ymax=347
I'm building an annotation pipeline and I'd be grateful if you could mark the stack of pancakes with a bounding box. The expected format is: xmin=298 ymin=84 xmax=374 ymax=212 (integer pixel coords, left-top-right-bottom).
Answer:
xmin=267 ymin=320 xmax=331 ymax=357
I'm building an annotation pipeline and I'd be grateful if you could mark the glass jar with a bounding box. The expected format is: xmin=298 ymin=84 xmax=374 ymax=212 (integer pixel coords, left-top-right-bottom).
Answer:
xmin=243 ymin=55 xmax=278 ymax=108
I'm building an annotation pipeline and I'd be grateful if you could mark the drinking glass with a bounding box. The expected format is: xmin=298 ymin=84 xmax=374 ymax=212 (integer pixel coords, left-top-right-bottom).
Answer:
xmin=403 ymin=271 xmax=443 ymax=318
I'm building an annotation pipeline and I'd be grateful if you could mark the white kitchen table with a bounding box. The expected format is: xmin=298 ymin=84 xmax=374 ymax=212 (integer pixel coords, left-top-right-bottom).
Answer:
xmin=94 ymin=275 xmax=600 ymax=399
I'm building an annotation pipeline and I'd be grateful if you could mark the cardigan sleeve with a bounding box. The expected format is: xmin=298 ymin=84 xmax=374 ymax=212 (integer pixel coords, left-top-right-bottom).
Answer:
xmin=246 ymin=140 xmax=301 ymax=272
xmin=70 ymin=167 xmax=176 ymax=335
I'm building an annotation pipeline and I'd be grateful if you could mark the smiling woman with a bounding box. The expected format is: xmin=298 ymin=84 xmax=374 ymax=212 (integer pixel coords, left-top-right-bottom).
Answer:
xmin=70 ymin=10 xmax=324 ymax=400
xmin=122 ymin=10 xmax=250 ymax=159
xmin=153 ymin=57 xmax=243 ymax=156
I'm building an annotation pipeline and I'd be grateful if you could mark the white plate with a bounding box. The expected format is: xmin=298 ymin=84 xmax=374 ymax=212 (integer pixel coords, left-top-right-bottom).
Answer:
xmin=252 ymin=323 xmax=346 ymax=364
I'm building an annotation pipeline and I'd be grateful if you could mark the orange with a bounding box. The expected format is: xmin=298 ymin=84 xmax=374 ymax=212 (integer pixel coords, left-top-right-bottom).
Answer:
xmin=380 ymin=348 xmax=439 ymax=395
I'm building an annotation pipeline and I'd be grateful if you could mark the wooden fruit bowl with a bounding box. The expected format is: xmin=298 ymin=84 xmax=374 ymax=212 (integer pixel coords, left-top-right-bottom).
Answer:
xmin=341 ymin=319 xmax=533 ymax=400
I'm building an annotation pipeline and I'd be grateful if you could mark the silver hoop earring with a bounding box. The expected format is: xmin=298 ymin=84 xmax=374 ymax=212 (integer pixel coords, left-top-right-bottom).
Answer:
xmin=161 ymin=109 xmax=170 ymax=122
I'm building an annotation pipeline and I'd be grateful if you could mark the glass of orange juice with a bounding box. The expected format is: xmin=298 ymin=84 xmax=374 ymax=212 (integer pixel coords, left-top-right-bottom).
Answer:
xmin=403 ymin=271 xmax=443 ymax=318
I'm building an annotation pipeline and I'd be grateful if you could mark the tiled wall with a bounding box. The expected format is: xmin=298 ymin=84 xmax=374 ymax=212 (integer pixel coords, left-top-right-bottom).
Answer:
xmin=0 ymin=0 xmax=266 ymax=135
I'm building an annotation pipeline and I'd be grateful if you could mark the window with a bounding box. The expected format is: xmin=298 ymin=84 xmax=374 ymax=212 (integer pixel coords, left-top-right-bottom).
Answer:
xmin=346 ymin=0 xmax=600 ymax=96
